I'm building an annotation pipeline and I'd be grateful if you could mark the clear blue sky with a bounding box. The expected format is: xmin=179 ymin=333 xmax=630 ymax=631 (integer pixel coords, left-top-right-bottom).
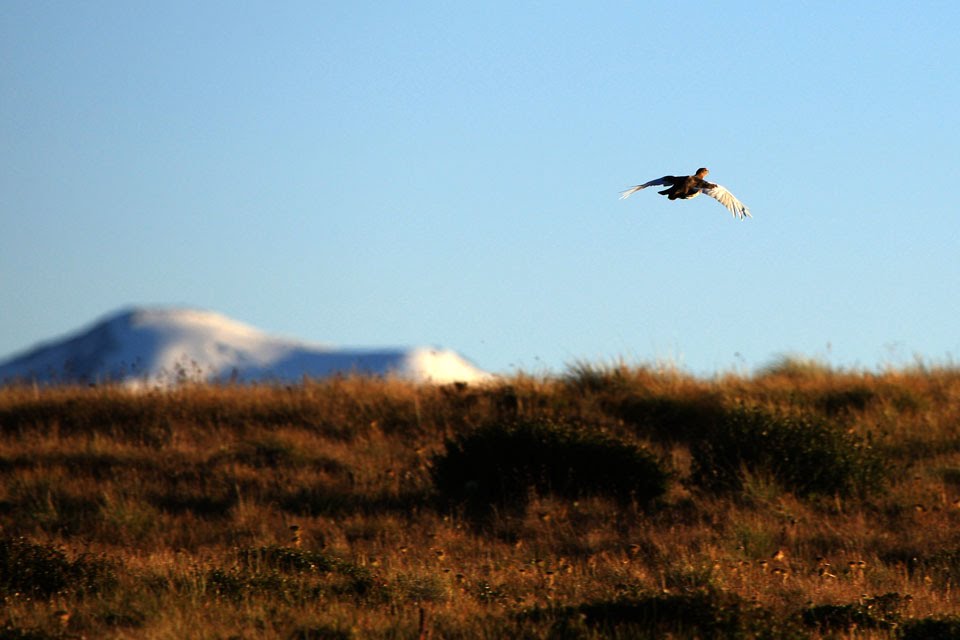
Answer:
xmin=3 ymin=1 xmax=959 ymax=376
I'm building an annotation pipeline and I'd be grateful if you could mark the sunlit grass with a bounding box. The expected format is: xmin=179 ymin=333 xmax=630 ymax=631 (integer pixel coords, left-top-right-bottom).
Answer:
xmin=1 ymin=366 xmax=960 ymax=637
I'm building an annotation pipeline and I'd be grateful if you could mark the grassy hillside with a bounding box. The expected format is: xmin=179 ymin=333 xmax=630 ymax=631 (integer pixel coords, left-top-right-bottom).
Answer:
xmin=2 ymin=362 xmax=960 ymax=638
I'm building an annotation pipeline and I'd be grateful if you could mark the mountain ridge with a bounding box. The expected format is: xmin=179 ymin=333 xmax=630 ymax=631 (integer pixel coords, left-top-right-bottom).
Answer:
xmin=0 ymin=307 xmax=491 ymax=386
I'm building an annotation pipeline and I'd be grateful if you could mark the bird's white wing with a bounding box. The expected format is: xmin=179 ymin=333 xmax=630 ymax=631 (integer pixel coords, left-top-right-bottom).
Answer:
xmin=702 ymin=184 xmax=751 ymax=219
xmin=619 ymin=177 xmax=671 ymax=200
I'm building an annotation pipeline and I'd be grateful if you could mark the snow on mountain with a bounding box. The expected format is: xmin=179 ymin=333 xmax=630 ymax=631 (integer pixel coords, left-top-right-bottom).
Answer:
xmin=0 ymin=307 xmax=492 ymax=386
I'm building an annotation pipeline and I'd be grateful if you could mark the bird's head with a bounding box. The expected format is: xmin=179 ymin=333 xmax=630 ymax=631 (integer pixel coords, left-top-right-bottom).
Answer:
xmin=695 ymin=167 xmax=710 ymax=178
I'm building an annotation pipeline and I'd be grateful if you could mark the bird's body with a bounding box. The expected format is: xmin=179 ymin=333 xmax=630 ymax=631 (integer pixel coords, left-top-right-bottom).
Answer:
xmin=620 ymin=167 xmax=751 ymax=219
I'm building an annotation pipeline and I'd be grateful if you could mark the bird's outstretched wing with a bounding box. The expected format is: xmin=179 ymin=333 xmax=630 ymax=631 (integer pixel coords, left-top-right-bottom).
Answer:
xmin=619 ymin=177 xmax=670 ymax=200
xmin=702 ymin=184 xmax=751 ymax=219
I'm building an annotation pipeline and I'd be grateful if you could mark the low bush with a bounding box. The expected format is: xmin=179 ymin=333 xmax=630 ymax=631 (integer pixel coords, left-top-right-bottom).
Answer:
xmin=203 ymin=545 xmax=384 ymax=603
xmin=801 ymin=593 xmax=907 ymax=633
xmin=0 ymin=536 xmax=116 ymax=598
xmin=814 ymin=386 xmax=877 ymax=416
xmin=614 ymin=394 xmax=725 ymax=443
xmin=0 ymin=622 xmax=57 ymax=640
xmin=431 ymin=419 xmax=669 ymax=519
xmin=524 ymin=590 xmax=807 ymax=639
xmin=690 ymin=406 xmax=885 ymax=497
xmin=901 ymin=616 xmax=960 ymax=640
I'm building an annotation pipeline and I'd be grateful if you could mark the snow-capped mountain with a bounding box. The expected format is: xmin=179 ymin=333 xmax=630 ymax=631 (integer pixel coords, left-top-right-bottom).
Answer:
xmin=0 ymin=307 xmax=492 ymax=386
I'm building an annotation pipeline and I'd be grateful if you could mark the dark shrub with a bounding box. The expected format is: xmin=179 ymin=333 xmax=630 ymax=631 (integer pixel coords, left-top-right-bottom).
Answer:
xmin=524 ymin=590 xmax=806 ymax=639
xmin=208 ymin=546 xmax=382 ymax=603
xmin=615 ymin=394 xmax=725 ymax=443
xmin=0 ymin=536 xmax=116 ymax=598
xmin=0 ymin=623 xmax=57 ymax=640
xmin=815 ymin=386 xmax=876 ymax=416
xmin=204 ymin=567 xmax=289 ymax=599
xmin=801 ymin=593 xmax=906 ymax=633
xmin=901 ymin=617 xmax=960 ymax=640
xmin=690 ymin=406 xmax=885 ymax=497
xmin=431 ymin=419 xmax=669 ymax=519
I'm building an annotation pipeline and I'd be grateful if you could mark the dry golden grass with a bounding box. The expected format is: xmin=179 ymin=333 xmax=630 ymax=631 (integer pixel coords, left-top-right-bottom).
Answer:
xmin=2 ymin=364 xmax=960 ymax=638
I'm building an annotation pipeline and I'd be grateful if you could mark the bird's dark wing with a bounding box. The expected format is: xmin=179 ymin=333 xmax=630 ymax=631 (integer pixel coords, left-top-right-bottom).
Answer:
xmin=619 ymin=176 xmax=674 ymax=200
xmin=701 ymin=184 xmax=751 ymax=219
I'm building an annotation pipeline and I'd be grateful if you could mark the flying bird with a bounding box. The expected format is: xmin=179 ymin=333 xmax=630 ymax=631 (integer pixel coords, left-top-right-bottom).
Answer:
xmin=620 ymin=168 xmax=751 ymax=220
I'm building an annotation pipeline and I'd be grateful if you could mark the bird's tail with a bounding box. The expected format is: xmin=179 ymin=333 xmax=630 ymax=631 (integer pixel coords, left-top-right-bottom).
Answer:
xmin=618 ymin=185 xmax=645 ymax=200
